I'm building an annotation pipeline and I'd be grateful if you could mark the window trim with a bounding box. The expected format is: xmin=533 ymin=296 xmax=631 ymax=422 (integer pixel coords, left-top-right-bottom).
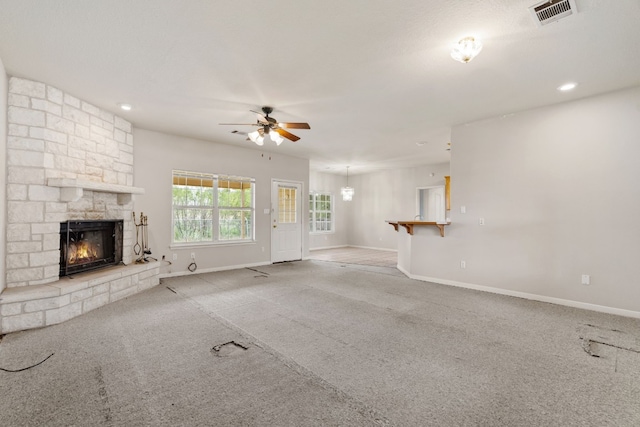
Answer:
xmin=172 ymin=170 xmax=256 ymax=245
xmin=309 ymin=191 xmax=335 ymax=234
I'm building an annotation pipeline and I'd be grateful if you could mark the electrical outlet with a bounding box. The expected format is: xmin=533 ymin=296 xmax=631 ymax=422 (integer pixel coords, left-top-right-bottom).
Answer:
xmin=460 ymin=260 xmax=466 ymax=269
xmin=172 ymin=253 xmax=177 ymax=261
xmin=460 ymin=206 xmax=466 ymax=214
xmin=479 ymin=218 xmax=485 ymax=225
xmin=191 ymin=252 xmax=196 ymax=260
xmin=581 ymin=274 xmax=590 ymax=285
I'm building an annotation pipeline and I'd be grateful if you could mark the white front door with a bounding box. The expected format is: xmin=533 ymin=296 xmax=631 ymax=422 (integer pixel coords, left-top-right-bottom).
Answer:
xmin=271 ymin=180 xmax=303 ymax=263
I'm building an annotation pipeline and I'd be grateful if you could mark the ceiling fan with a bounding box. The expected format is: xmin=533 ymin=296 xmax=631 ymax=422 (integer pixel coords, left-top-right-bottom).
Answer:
xmin=220 ymin=106 xmax=310 ymax=146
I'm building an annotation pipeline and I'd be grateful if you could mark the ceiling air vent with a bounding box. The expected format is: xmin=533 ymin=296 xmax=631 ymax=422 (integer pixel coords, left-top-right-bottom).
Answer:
xmin=529 ymin=0 xmax=578 ymax=26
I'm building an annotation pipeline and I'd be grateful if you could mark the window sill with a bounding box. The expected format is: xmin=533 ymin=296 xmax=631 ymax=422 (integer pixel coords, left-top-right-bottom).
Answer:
xmin=170 ymin=240 xmax=256 ymax=250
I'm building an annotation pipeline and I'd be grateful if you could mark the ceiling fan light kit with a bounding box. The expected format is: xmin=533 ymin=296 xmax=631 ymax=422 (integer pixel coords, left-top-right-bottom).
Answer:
xmin=270 ymin=131 xmax=284 ymax=145
xmin=221 ymin=106 xmax=310 ymax=146
xmin=451 ymin=36 xmax=483 ymax=63
xmin=247 ymin=130 xmax=264 ymax=146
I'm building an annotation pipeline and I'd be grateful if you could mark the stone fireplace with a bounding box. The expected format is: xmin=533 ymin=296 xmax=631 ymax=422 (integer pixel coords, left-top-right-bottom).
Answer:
xmin=0 ymin=77 xmax=159 ymax=334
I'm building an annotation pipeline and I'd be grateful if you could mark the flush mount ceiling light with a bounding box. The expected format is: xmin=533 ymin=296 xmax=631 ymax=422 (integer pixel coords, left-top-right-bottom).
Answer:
xmin=451 ymin=36 xmax=483 ymax=63
xmin=558 ymin=82 xmax=577 ymax=91
xmin=118 ymin=103 xmax=132 ymax=111
xmin=341 ymin=166 xmax=354 ymax=201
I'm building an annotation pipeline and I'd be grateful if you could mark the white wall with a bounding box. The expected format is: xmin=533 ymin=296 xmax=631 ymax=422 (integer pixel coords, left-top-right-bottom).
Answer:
xmin=0 ymin=57 xmax=7 ymax=292
xmin=133 ymin=129 xmax=309 ymax=275
xmin=403 ymin=87 xmax=640 ymax=313
xmin=309 ymin=170 xmax=349 ymax=249
xmin=346 ymin=163 xmax=451 ymax=250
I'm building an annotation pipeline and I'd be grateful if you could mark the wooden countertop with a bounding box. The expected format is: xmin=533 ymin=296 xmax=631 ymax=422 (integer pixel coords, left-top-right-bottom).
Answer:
xmin=386 ymin=220 xmax=451 ymax=237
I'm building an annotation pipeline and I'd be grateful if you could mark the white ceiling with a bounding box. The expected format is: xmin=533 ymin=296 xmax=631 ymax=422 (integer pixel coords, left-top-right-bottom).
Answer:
xmin=1 ymin=0 xmax=639 ymax=175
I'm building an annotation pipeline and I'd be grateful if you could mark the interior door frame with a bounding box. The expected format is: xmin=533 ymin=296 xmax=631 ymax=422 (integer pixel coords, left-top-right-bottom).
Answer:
xmin=270 ymin=178 xmax=305 ymax=263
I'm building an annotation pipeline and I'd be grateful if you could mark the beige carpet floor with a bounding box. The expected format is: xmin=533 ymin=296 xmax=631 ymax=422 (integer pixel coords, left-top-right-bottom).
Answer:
xmin=1 ymin=260 xmax=639 ymax=426
xmin=308 ymin=246 xmax=397 ymax=268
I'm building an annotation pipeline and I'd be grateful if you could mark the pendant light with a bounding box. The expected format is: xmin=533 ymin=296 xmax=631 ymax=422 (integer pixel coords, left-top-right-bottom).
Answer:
xmin=341 ymin=166 xmax=354 ymax=201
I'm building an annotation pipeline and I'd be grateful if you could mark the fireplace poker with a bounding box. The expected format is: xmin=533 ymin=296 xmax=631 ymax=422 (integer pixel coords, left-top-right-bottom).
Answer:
xmin=143 ymin=215 xmax=152 ymax=255
xmin=133 ymin=212 xmax=141 ymax=255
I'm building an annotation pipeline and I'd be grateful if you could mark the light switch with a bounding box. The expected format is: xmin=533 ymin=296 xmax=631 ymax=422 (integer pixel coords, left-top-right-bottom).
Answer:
xmin=460 ymin=206 xmax=466 ymax=214
xmin=263 ymin=208 xmax=270 ymax=214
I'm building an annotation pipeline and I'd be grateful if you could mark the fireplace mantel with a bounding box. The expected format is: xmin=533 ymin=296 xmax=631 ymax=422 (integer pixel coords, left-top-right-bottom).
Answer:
xmin=47 ymin=178 xmax=145 ymax=205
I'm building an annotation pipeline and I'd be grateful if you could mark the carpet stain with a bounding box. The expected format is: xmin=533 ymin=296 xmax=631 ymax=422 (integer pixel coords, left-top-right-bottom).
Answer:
xmin=211 ymin=341 xmax=250 ymax=357
xmin=582 ymin=338 xmax=640 ymax=357
xmin=246 ymin=267 xmax=270 ymax=276
xmin=578 ymin=324 xmax=640 ymax=376
xmin=94 ymin=366 xmax=113 ymax=424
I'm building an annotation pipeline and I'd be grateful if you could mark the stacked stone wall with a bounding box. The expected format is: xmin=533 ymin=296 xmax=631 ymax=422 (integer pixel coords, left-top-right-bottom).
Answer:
xmin=6 ymin=77 xmax=135 ymax=287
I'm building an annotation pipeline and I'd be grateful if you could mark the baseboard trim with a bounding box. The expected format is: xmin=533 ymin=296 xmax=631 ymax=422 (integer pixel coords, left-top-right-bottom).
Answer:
xmin=349 ymin=245 xmax=397 ymax=252
xmin=309 ymin=245 xmax=397 ymax=252
xmin=159 ymin=261 xmax=272 ymax=279
xmin=401 ymin=270 xmax=640 ymax=319
xmin=309 ymin=245 xmax=349 ymax=251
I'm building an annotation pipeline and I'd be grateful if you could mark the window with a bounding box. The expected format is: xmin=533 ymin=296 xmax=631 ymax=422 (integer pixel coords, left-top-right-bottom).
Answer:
xmin=172 ymin=170 xmax=254 ymax=244
xmin=279 ymin=187 xmax=297 ymax=224
xmin=309 ymin=192 xmax=334 ymax=233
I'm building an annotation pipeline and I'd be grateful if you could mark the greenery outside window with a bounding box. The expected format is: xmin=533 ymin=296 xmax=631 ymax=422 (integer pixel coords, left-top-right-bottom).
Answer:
xmin=309 ymin=192 xmax=333 ymax=233
xmin=172 ymin=170 xmax=255 ymax=244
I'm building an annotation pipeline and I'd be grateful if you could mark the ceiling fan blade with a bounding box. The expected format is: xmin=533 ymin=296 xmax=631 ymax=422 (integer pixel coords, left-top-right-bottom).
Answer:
xmin=275 ymin=128 xmax=300 ymax=142
xmin=220 ymin=123 xmax=259 ymax=126
xmin=278 ymin=122 xmax=310 ymax=129
xmin=250 ymin=110 xmax=269 ymax=124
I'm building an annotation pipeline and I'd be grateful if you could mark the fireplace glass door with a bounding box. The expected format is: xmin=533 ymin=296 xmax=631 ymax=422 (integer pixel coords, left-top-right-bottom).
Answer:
xmin=60 ymin=220 xmax=123 ymax=277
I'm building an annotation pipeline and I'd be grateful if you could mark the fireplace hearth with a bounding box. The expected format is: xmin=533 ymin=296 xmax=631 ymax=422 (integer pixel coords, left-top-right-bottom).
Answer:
xmin=60 ymin=220 xmax=124 ymax=277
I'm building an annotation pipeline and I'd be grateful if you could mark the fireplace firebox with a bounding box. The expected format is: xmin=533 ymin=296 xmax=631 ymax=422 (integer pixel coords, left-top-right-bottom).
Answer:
xmin=59 ymin=220 xmax=123 ymax=277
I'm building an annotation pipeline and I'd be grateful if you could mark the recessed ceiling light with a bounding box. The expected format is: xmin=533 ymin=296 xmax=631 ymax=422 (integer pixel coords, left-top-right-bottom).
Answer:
xmin=416 ymin=141 xmax=428 ymax=146
xmin=119 ymin=103 xmax=132 ymax=111
xmin=558 ymin=82 xmax=577 ymax=92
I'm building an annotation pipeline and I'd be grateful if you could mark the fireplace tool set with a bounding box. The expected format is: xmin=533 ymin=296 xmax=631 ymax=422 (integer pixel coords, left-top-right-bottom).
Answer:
xmin=133 ymin=212 xmax=154 ymax=263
